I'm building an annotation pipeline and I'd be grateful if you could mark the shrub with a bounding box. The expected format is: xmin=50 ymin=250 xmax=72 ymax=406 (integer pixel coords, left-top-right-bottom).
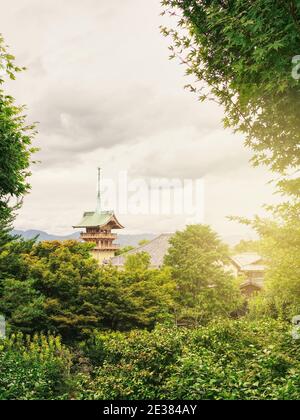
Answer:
xmin=0 ymin=333 xmax=72 ymax=400
xmin=77 ymin=320 xmax=300 ymax=400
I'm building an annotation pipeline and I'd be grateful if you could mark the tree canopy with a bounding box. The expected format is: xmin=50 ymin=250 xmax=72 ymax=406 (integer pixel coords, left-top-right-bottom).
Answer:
xmin=161 ymin=0 xmax=300 ymax=175
xmin=243 ymin=214 xmax=300 ymax=321
xmin=0 ymin=35 xmax=37 ymax=245
xmin=0 ymin=240 xmax=175 ymax=341
xmin=164 ymin=225 xmax=243 ymax=325
xmin=161 ymin=3 xmax=300 ymax=323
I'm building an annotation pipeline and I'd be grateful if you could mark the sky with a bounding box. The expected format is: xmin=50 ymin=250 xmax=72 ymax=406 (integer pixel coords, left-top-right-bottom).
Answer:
xmin=0 ymin=0 xmax=279 ymax=238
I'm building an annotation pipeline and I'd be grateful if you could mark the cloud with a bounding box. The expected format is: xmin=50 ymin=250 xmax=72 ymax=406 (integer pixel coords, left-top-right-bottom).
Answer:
xmin=0 ymin=0 xmax=279 ymax=236
xmin=30 ymin=83 xmax=226 ymax=168
xmin=2 ymin=0 xmax=225 ymax=169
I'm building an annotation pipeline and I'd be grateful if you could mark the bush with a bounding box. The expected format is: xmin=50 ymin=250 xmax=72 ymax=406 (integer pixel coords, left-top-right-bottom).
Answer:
xmin=76 ymin=320 xmax=300 ymax=400
xmin=77 ymin=327 xmax=187 ymax=399
xmin=0 ymin=333 xmax=72 ymax=400
xmin=0 ymin=241 xmax=175 ymax=340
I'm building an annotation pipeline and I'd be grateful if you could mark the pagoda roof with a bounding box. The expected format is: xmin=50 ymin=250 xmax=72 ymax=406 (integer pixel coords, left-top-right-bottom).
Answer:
xmin=73 ymin=211 xmax=124 ymax=229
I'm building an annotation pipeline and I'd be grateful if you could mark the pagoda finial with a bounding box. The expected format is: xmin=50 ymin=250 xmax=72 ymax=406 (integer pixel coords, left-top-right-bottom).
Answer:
xmin=96 ymin=167 xmax=101 ymax=214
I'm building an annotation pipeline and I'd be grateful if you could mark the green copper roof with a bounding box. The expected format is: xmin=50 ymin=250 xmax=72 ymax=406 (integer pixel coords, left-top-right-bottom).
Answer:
xmin=73 ymin=211 xmax=124 ymax=229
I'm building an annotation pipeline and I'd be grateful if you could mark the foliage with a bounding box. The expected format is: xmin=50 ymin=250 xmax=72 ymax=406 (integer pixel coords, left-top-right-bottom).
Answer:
xmin=115 ymin=245 xmax=135 ymax=256
xmin=164 ymin=225 xmax=243 ymax=325
xmin=138 ymin=239 xmax=151 ymax=246
xmin=0 ymin=240 xmax=101 ymax=340
xmin=87 ymin=254 xmax=175 ymax=331
xmin=233 ymin=239 xmax=261 ymax=254
xmin=0 ymin=35 xmax=37 ymax=243
xmin=111 ymin=240 xmax=150 ymax=257
xmin=161 ymin=0 xmax=300 ymax=175
xmin=245 ymin=215 xmax=300 ymax=321
xmin=75 ymin=320 xmax=300 ymax=400
xmin=0 ymin=240 xmax=175 ymax=340
xmin=2 ymin=320 xmax=299 ymax=400
xmin=124 ymin=251 xmax=151 ymax=272
xmin=0 ymin=333 xmax=71 ymax=400
xmin=160 ymin=1 xmax=300 ymax=326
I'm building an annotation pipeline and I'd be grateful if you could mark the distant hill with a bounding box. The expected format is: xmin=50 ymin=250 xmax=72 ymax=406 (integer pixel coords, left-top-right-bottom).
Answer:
xmin=12 ymin=230 xmax=248 ymax=248
xmin=12 ymin=230 xmax=156 ymax=248
xmin=222 ymin=234 xmax=252 ymax=247
xmin=13 ymin=230 xmax=80 ymax=241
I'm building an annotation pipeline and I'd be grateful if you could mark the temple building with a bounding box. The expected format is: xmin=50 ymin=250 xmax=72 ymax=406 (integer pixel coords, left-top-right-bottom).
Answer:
xmin=73 ymin=168 xmax=124 ymax=264
xmin=111 ymin=233 xmax=173 ymax=269
xmin=229 ymin=253 xmax=266 ymax=297
xmin=112 ymin=236 xmax=266 ymax=298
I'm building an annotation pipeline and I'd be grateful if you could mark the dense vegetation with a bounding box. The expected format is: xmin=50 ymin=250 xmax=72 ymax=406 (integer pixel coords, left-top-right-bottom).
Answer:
xmin=1 ymin=320 xmax=300 ymax=400
xmin=0 ymin=333 xmax=71 ymax=400
xmin=77 ymin=320 xmax=300 ymax=400
xmin=0 ymin=240 xmax=175 ymax=341
xmin=0 ymin=36 xmax=36 ymax=246
xmin=0 ymin=225 xmax=243 ymax=339
xmin=247 ymin=217 xmax=300 ymax=321
xmin=165 ymin=225 xmax=242 ymax=325
xmin=0 ymin=0 xmax=299 ymax=400
xmin=0 ymin=225 xmax=299 ymax=400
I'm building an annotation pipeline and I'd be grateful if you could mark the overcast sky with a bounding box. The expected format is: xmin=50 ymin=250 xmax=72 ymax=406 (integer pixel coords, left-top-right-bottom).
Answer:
xmin=1 ymin=0 xmax=279 ymax=238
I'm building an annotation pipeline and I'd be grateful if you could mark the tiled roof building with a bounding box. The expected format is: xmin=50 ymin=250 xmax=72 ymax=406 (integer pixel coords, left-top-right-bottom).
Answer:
xmin=230 ymin=253 xmax=266 ymax=297
xmin=111 ymin=233 xmax=173 ymax=268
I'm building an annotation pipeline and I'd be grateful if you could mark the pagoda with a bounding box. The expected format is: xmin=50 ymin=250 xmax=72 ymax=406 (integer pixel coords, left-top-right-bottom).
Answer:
xmin=73 ymin=168 xmax=124 ymax=264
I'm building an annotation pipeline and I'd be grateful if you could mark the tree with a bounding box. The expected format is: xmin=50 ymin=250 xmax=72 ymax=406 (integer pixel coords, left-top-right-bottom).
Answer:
xmin=0 ymin=241 xmax=175 ymax=340
xmin=161 ymin=1 xmax=300 ymax=175
xmin=87 ymin=253 xmax=175 ymax=331
xmin=138 ymin=239 xmax=151 ymax=247
xmin=161 ymin=1 xmax=300 ymax=320
xmin=0 ymin=35 xmax=37 ymax=245
xmin=0 ymin=240 xmax=101 ymax=340
xmin=124 ymin=251 xmax=151 ymax=272
xmin=115 ymin=245 xmax=135 ymax=256
xmin=233 ymin=239 xmax=261 ymax=254
xmin=243 ymin=215 xmax=300 ymax=321
xmin=164 ymin=225 xmax=243 ymax=325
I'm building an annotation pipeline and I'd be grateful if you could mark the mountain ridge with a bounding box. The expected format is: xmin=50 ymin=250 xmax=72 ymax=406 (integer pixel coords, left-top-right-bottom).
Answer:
xmin=12 ymin=230 xmax=157 ymax=247
xmin=12 ymin=229 xmax=246 ymax=247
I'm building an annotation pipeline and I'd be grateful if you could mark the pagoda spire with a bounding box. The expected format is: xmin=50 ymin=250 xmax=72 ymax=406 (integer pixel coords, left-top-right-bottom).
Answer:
xmin=96 ymin=167 xmax=101 ymax=214
xmin=73 ymin=166 xmax=124 ymax=265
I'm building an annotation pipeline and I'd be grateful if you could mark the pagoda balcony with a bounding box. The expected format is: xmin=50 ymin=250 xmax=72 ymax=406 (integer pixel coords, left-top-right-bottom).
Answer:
xmin=80 ymin=232 xmax=118 ymax=240
xmin=94 ymin=244 xmax=120 ymax=251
